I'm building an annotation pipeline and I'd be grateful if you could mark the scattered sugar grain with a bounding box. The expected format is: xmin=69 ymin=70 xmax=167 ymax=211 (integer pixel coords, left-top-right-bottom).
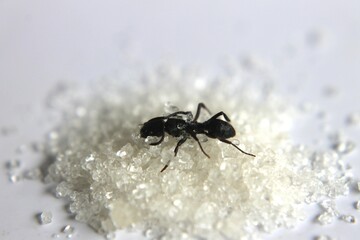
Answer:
xmin=8 ymin=174 xmax=22 ymax=183
xmin=315 ymin=235 xmax=331 ymax=240
xmin=340 ymin=215 xmax=356 ymax=223
xmin=62 ymin=224 xmax=75 ymax=238
xmin=51 ymin=233 xmax=60 ymax=238
xmin=5 ymin=159 xmax=21 ymax=170
xmin=332 ymin=141 xmax=356 ymax=155
xmin=315 ymin=235 xmax=338 ymax=240
xmin=106 ymin=232 xmax=116 ymax=240
xmin=23 ymin=168 xmax=43 ymax=180
xmin=317 ymin=211 xmax=336 ymax=225
xmin=38 ymin=211 xmax=53 ymax=225
xmin=15 ymin=144 xmax=27 ymax=154
xmin=31 ymin=142 xmax=45 ymax=152
xmin=346 ymin=112 xmax=360 ymax=126
xmin=355 ymin=201 xmax=360 ymax=210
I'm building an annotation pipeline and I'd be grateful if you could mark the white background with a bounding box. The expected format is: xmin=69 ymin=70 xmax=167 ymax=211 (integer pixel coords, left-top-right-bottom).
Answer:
xmin=1 ymin=1 xmax=360 ymax=239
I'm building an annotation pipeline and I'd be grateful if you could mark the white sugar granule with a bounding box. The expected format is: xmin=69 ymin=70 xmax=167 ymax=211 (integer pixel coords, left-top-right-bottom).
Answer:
xmin=43 ymin=66 xmax=353 ymax=239
xmin=38 ymin=211 xmax=53 ymax=225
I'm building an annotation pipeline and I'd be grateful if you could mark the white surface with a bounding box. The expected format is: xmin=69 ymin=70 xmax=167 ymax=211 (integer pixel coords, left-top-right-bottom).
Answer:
xmin=1 ymin=1 xmax=360 ymax=239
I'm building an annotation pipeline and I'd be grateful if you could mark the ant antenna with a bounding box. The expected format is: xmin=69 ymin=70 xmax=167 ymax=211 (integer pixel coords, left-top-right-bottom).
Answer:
xmin=220 ymin=139 xmax=256 ymax=157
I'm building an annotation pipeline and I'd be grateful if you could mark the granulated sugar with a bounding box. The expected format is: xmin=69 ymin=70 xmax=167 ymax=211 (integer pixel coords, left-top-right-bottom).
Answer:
xmin=43 ymin=65 xmax=353 ymax=239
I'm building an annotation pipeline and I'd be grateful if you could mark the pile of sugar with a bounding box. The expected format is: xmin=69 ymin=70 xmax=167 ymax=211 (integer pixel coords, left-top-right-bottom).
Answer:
xmin=44 ymin=66 xmax=352 ymax=239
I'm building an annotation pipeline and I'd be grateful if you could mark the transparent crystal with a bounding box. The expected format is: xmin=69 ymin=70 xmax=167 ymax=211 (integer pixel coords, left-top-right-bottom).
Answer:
xmin=56 ymin=182 xmax=70 ymax=198
xmin=116 ymin=150 xmax=127 ymax=158
xmin=355 ymin=201 xmax=360 ymax=210
xmin=38 ymin=211 xmax=53 ymax=225
xmin=9 ymin=174 xmax=21 ymax=183
xmin=5 ymin=159 xmax=21 ymax=169
xmin=85 ymin=154 xmax=95 ymax=162
xmin=106 ymin=232 xmax=116 ymax=240
xmin=15 ymin=144 xmax=27 ymax=154
xmin=333 ymin=141 xmax=356 ymax=154
xmin=340 ymin=215 xmax=356 ymax=223
xmin=317 ymin=212 xmax=335 ymax=225
xmin=62 ymin=225 xmax=75 ymax=234
xmin=346 ymin=112 xmax=360 ymax=126
xmin=51 ymin=233 xmax=60 ymax=238
xmin=315 ymin=235 xmax=331 ymax=240
xmin=23 ymin=168 xmax=42 ymax=180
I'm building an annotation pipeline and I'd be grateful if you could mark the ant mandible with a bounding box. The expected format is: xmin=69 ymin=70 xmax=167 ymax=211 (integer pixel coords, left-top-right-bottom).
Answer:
xmin=140 ymin=103 xmax=256 ymax=172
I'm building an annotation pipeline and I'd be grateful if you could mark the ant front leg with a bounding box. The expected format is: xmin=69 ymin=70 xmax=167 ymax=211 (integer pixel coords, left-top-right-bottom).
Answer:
xmin=149 ymin=134 xmax=164 ymax=146
xmin=190 ymin=133 xmax=210 ymax=158
xmin=174 ymin=137 xmax=187 ymax=156
xmin=210 ymin=111 xmax=231 ymax=122
xmin=193 ymin=103 xmax=212 ymax=122
xmin=160 ymin=137 xmax=187 ymax=173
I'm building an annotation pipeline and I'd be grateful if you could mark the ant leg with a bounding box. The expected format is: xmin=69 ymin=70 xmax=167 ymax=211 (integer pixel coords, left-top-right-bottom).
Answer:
xmin=174 ymin=137 xmax=187 ymax=156
xmin=166 ymin=111 xmax=194 ymax=120
xmin=193 ymin=103 xmax=212 ymax=122
xmin=209 ymin=111 xmax=231 ymax=122
xmin=190 ymin=133 xmax=210 ymax=158
xmin=149 ymin=134 xmax=164 ymax=146
xmin=219 ymin=139 xmax=256 ymax=157
xmin=160 ymin=137 xmax=187 ymax=173
xmin=160 ymin=164 xmax=169 ymax=172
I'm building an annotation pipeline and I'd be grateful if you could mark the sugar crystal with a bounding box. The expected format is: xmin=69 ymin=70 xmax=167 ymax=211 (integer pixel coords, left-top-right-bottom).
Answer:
xmin=23 ymin=168 xmax=43 ymax=180
xmin=355 ymin=200 xmax=360 ymax=210
xmin=38 ymin=211 xmax=53 ymax=225
xmin=62 ymin=225 xmax=75 ymax=234
xmin=5 ymin=159 xmax=21 ymax=169
xmin=41 ymin=65 xmax=356 ymax=239
xmin=51 ymin=233 xmax=60 ymax=238
xmin=315 ymin=235 xmax=333 ymax=240
xmin=346 ymin=112 xmax=360 ymax=126
xmin=340 ymin=215 xmax=356 ymax=223
xmin=9 ymin=174 xmax=22 ymax=183
xmin=317 ymin=212 xmax=335 ymax=225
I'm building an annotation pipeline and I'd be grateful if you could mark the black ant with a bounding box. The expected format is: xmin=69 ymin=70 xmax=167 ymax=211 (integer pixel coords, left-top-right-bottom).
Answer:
xmin=140 ymin=103 xmax=256 ymax=172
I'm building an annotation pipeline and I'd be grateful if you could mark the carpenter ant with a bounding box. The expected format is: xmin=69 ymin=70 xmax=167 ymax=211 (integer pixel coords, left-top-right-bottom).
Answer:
xmin=140 ymin=103 xmax=256 ymax=172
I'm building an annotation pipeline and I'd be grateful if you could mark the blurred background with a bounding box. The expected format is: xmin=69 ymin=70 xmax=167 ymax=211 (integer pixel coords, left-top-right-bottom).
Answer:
xmin=1 ymin=1 xmax=360 ymax=239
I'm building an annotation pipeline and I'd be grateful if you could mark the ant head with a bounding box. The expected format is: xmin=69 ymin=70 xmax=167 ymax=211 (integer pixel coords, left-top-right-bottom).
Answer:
xmin=140 ymin=117 xmax=165 ymax=138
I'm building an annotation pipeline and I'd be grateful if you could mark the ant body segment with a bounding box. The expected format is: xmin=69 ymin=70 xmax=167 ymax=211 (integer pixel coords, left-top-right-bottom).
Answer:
xmin=140 ymin=103 xmax=256 ymax=172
